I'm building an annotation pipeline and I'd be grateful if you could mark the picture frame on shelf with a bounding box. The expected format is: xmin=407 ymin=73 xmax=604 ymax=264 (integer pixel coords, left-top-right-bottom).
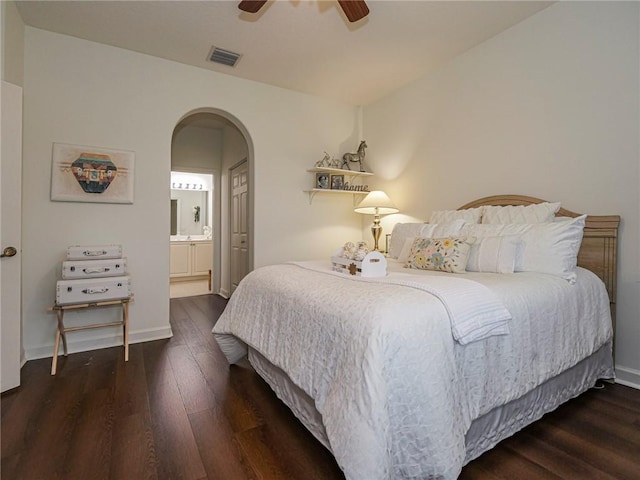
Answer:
xmin=331 ymin=174 xmax=345 ymax=190
xmin=315 ymin=172 xmax=330 ymax=189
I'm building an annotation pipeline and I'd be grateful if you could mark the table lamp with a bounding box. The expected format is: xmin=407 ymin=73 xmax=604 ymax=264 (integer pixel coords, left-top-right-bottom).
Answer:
xmin=354 ymin=190 xmax=399 ymax=251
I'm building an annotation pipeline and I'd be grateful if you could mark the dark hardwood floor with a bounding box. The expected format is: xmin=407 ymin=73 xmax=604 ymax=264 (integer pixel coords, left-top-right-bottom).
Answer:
xmin=2 ymin=294 xmax=639 ymax=480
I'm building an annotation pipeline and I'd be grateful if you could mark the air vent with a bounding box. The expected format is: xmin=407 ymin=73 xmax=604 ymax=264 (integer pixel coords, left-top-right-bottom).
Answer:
xmin=208 ymin=46 xmax=241 ymax=67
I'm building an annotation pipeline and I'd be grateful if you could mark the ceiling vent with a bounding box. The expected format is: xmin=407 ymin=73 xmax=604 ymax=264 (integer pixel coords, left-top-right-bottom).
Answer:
xmin=208 ymin=46 xmax=241 ymax=67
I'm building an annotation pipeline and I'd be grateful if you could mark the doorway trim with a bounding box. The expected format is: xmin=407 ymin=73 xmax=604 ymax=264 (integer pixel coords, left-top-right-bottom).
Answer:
xmin=228 ymin=157 xmax=249 ymax=296
xmin=173 ymin=107 xmax=253 ymax=298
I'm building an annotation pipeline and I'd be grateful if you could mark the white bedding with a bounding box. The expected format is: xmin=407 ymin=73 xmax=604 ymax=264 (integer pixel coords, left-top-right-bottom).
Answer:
xmin=213 ymin=261 xmax=613 ymax=480
xmin=292 ymin=260 xmax=512 ymax=344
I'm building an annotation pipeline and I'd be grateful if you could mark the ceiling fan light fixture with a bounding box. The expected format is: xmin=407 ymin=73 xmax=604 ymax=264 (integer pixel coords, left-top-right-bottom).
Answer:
xmin=238 ymin=0 xmax=369 ymax=23
xmin=337 ymin=0 xmax=369 ymax=23
xmin=208 ymin=46 xmax=242 ymax=67
xmin=238 ymin=0 xmax=268 ymax=14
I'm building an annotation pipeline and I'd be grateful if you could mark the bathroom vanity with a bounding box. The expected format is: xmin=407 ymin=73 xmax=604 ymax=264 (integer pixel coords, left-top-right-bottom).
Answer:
xmin=170 ymin=237 xmax=213 ymax=280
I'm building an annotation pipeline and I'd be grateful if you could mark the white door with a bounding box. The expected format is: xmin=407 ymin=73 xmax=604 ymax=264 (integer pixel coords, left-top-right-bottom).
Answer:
xmin=230 ymin=160 xmax=249 ymax=294
xmin=1 ymin=81 xmax=23 ymax=392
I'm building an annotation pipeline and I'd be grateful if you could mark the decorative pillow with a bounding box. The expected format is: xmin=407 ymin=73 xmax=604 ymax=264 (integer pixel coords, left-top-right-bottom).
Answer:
xmin=463 ymin=215 xmax=587 ymax=282
xmin=481 ymin=202 xmax=561 ymax=224
xmin=397 ymin=220 xmax=468 ymax=263
xmin=429 ymin=207 xmax=483 ymax=225
xmin=405 ymin=236 xmax=473 ymax=273
xmin=388 ymin=220 xmax=467 ymax=259
xmin=387 ymin=223 xmax=428 ymax=259
xmin=466 ymin=235 xmax=520 ymax=274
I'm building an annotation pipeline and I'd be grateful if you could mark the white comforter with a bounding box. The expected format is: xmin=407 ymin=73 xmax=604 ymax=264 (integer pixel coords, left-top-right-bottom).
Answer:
xmin=293 ymin=260 xmax=512 ymax=344
xmin=213 ymin=261 xmax=613 ymax=480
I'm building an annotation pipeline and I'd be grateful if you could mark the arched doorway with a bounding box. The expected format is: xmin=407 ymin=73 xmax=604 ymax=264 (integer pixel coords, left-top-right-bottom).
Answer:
xmin=171 ymin=108 xmax=253 ymax=297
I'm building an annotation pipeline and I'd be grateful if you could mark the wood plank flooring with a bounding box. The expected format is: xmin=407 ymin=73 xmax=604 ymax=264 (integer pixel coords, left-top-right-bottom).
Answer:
xmin=2 ymin=294 xmax=639 ymax=479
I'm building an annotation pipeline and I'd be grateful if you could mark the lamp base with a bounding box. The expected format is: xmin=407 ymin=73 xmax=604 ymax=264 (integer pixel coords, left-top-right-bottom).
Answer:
xmin=371 ymin=215 xmax=382 ymax=251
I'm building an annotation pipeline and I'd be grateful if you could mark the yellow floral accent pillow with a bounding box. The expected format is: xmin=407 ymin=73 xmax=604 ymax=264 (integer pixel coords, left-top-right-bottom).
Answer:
xmin=405 ymin=237 xmax=473 ymax=273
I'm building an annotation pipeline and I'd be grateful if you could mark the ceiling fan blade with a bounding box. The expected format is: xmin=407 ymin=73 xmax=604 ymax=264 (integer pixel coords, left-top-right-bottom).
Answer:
xmin=337 ymin=0 xmax=369 ymax=23
xmin=238 ymin=1 xmax=268 ymax=14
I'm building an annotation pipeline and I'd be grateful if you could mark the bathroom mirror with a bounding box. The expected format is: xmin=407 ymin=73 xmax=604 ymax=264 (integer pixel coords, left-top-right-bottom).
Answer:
xmin=170 ymin=189 xmax=209 ymax=237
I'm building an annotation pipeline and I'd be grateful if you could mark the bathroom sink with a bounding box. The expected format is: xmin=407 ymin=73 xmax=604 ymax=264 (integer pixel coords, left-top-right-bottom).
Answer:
xmin=170 ymin=235 xmax=211 ymax=241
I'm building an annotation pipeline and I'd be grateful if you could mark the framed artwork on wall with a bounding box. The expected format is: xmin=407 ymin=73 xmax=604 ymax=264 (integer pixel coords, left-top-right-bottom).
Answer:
xmin=51 ymin=143 xmax=135 ymax=204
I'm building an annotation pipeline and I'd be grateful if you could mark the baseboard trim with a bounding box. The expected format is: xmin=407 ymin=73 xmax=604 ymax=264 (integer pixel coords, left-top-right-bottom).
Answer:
xmin=24 ymin=325 xmax=174 ymax=361
xmin=129 ymin=326 xmax=174 ymax=345
xmin=219 ymin=288 xmax=230 ymax=299
xmin=615 ymin=365 xmax=640 ymax=390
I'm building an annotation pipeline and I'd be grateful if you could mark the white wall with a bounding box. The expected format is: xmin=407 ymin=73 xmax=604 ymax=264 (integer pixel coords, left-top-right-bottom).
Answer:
xmin=364 ymin=2 xmax=640 ymax=383
xmin=172 ymin=124 xmax=222 ymax=172
xmin=22 ymin=27 xmax=362 ymax=359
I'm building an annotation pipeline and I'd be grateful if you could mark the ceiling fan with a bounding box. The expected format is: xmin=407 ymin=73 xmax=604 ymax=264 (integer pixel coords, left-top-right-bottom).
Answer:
xmin=238 ymin=0 xmax=369 ymax=23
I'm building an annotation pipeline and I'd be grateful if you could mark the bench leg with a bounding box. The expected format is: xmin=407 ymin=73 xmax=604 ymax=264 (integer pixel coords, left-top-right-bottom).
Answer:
xmin=56 ymin=309 xmax=68 ymax=356
xmin=123 ymin=301 xmax=129 ymax=362
xmin=52 ymin=308 xmax=68 ymax=375
xmin=51 ymin=329 xmax=60 ymax=375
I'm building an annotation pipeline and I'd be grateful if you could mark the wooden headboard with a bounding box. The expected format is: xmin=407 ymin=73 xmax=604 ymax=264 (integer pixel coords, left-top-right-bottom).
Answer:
xmin=458 ymin=195 xmax=621 ymax=327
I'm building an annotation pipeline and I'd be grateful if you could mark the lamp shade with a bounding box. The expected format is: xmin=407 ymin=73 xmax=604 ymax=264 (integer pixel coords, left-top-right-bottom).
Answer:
xmin=354 ymin=190 xmax=399 ymax=215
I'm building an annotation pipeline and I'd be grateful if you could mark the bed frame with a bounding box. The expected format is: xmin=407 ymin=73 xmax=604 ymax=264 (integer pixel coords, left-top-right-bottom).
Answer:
xmin=459 ymin=195 xmax=620 ymax=332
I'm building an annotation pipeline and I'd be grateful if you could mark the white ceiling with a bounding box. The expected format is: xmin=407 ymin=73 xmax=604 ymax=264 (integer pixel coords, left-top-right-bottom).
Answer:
xmin=15 ymin=0 xmax=553 ymax=106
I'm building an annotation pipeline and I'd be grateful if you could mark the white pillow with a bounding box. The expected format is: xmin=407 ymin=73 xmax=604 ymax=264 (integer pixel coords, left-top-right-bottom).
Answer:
xmin=463 ymin=215 xmax=586 ymax=282
xmin=516 ymin=215 xmax=586 ymax=283
xmin=397 ymin=237 xmax=416 ymax=263
xmin=423 ymin=219 xmax=468 ymax=237
xmin=462 ymin=223 xmax=513 ymax=238
xmin=387 ymin=223 xmax=428 ymax=259
xmin=462 ymin=223 xmax=531 ymax=244
xmin=481 ymin=202 xmax=561 ymax=224
xmin=466 ymin=235 xmax=520 ymax=274
xmin=429 ymin=207 xmax=483 ymax=224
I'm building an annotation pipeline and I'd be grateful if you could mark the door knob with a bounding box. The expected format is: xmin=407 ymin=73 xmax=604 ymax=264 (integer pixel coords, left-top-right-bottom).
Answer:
xmin=1 ymin=246 xmax=17 ymax=258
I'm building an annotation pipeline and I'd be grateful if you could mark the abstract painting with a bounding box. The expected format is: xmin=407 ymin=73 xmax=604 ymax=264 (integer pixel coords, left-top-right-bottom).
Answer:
xmin=51 ymin=143 xmax=135 ymax=204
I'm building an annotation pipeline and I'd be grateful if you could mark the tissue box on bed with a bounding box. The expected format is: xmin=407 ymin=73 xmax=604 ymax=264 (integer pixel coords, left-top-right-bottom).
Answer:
xmin=331 ymin=249 xmax=387 ymax=277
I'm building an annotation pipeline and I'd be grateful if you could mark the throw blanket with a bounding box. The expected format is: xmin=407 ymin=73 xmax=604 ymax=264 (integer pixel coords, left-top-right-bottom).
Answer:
xmin=291 ymin=260 xmax=511 ymax=344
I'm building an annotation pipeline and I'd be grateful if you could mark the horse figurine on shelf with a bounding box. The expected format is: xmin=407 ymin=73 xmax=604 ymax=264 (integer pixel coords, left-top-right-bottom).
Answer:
xmin=341 ymin=140 xmax=367 ymax=172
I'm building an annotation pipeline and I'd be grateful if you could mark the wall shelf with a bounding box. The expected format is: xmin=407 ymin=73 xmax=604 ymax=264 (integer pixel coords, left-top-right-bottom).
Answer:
xmin=304 ymin=188 xmax=369 ymax=204
xmin=305 ymin=167 xmax=373 ymax=204
xmin=307 ymin=167 xmax=374 ymax=179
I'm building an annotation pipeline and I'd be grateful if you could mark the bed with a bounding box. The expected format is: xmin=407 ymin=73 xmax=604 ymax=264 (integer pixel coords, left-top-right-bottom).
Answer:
xmin=213 ymin=195 xmax=620 ymax=480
